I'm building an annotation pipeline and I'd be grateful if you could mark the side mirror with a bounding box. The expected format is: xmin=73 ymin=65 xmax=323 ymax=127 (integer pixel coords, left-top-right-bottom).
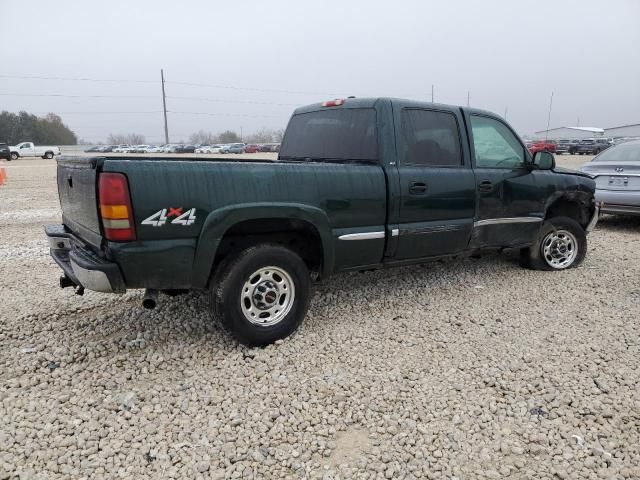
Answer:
xmin=533 ymin=150 xmax=555 ymax=170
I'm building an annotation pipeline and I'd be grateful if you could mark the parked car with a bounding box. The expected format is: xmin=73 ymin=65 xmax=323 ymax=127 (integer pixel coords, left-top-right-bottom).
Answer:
xmin=580 ymin=139 xmax=640 ymax=216
xmin=527 ymin=140 xmax=556 ymax=154
xmin=220 ymin=143 xmax=245 ymax=154
xmin=243 ymin=144 xmax=260 ymax=153
xmin=575 ymin=138 xmax=612 ymax=155
xmin=174 ymin=145 xmax=196 ymax=154
xmin=555 ymin=139 xmax=580 ymax=155
xmin=0 ymin=142 xmax=10 ymax=161
xmin=112 ymin=145 xmax=129 ymax=153
xmin=259 ymin=144 xmax=273 ymax=152
xmin=9 ymin=142 xmax=61 ymax=160
xmin=46 ymin=97 xmax=598 ymax=346
xmin=195 ymin=145 xmax=210 ymax=153
xmin=84 ymin=146 xmax=102 ymax=153
xmin=145 ymin=145 xmax=164 ymax=153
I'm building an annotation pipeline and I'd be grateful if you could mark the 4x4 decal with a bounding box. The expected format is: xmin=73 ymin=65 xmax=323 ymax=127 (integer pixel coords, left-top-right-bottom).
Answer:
xmin=141 ymin=208 xmax=196 ymax=227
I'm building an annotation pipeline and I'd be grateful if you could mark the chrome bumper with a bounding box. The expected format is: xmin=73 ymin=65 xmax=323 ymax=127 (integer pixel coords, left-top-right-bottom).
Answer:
xmin=586 ymin=202 xmax=601 ymax=233
xmin=45 ymin=224 xmax=126 ymax=293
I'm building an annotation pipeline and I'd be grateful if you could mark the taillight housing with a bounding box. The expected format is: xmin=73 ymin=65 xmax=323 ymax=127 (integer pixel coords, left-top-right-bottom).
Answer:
xmin=322 ymin=99 xmax=345 ymax=107
xmin=98 ymin=172 xmax=136 ymax=241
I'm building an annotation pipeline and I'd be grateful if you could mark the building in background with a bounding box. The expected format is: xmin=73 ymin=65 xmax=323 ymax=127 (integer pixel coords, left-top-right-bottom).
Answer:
xmin=604 ymin=123 xmax=640 ymax=139
xmin=533 ymin=126 xmax=604 ymax=140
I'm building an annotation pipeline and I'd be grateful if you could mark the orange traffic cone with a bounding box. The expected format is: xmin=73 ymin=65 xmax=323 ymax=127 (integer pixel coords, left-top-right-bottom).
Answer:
xmin=0 ymin=166 xmax=5 ymax=186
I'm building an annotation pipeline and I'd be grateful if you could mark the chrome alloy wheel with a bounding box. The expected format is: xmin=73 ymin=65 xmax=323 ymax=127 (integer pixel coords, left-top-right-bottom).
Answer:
xmin=240 ymin=266 xmax=295 ymax=326
xmin=541 ymin=229 xmax=578 ymax=269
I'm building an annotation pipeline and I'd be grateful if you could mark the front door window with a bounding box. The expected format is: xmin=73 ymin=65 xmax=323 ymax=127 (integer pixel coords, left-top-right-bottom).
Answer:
xmin=470 ymin=116 xmax=525 ymax=168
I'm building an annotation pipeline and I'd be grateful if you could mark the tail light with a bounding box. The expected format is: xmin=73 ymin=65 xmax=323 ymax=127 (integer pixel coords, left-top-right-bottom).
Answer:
xmin=98 ymin=172 xmax=136 ymax=241
xmin=322 ymin=99 xmax=345 ymax=107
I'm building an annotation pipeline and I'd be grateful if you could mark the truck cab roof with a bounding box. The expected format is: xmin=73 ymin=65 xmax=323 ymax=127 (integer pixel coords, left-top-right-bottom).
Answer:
xmin=293 ymin=97 xmax=495 ymax=118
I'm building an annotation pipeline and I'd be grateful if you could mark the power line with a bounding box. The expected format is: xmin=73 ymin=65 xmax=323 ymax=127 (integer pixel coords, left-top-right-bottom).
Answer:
xmin=169 ymin=111 xmax=286 ymax=119
xmin=167 ymin=96 xmax=298 ymax=107
xmin=0 ymin=74 xmax=156 ymax=84
xmin=32 ymin=111 xmax=164 ymax=114
xmin=166 ymin=80 xmax=338 ymax=97
xmin=0 ymin=73 xmax=338 ymax=96
xmin=0 ymin=92 xmax=157 ymax=98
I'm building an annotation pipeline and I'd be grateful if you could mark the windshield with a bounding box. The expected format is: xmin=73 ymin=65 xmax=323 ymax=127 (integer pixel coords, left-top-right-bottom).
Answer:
xmin=280 ymin=108 xmax=377 ymax=161
xmin=593 ymin=142 xmax=640 ymax=162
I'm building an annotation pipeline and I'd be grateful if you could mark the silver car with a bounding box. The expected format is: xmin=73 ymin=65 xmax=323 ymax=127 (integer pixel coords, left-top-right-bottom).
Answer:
xmin=580 ymin=139 xmax=640 ymax=215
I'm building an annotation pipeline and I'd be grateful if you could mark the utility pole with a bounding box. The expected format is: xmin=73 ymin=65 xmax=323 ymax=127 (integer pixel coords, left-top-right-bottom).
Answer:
xmin=545 ymin=92 xmax=554 ymax=142
xmin=504 ymin=107 xmax=508 ymax=120
xmin=161 ymin=69 xmax=169 ymax=144
xmin=240 ymin=126 xmax=243 ymax=141
xmin=431 ymin=85 xmax=434 ymax=103
xmin=577 ymin=117 xmax=580 ymax=127
xmin=467 ymin=91 xmax=470 ymax=107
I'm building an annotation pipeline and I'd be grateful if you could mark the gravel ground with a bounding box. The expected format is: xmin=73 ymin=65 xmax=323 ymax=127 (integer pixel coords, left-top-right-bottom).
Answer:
xmin=1 ymin=156 xmax=639 ymax=479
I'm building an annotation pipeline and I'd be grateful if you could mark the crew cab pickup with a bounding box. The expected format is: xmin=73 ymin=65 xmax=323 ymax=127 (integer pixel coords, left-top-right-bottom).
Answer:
xmin=46 ymin=97 xmax=599 ymax=346
xmin=10 ymin=142 xmax=61 ymax=160
xmin=575 ymin=138 xmax=612 ymax=155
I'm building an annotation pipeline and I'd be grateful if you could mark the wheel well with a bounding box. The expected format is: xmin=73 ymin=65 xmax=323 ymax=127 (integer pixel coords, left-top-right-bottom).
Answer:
xmin=545 ymin=198 xmax=589 ymax=228
xmin=212 ymin=218 xmax=324 ymax=281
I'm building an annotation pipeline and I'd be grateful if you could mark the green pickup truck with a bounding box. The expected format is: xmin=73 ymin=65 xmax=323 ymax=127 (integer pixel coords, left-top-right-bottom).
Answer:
xmin=46 ymin=97 xmax=599 ymax=345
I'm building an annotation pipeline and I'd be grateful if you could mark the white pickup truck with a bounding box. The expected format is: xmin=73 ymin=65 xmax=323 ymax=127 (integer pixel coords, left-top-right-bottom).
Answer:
xmin=9 ymin=142 xmax=61 ymax=160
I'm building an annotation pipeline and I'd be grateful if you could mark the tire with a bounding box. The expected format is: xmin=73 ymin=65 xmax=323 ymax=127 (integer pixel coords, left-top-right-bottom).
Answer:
xmin=10 ymin=152 xmax=18 ymax=160
xmin=520 ymin=216 xmax=586 ymax=271
xmin=211 ymin=244 xmax=311 ymax=346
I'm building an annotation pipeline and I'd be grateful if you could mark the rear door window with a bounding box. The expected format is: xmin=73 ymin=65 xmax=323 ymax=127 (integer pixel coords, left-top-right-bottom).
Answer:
xmin=400 ymin=109 xmax=463 ymax=167
xmin=280 ymin=108 xmax=377 ymax=161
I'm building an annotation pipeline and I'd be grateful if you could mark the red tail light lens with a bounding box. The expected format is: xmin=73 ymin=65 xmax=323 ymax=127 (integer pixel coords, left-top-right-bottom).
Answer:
xmin=98 ymin=172 xmax=136 ymax=241
xmin=322 ymin=99 xmax=345 ymax=107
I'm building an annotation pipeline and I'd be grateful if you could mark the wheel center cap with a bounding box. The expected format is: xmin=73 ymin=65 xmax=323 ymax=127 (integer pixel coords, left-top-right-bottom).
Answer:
xmin=253 ymin=281 xmax=279 ymax=310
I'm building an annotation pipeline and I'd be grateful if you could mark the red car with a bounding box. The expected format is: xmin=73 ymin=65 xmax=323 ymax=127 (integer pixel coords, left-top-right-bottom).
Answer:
xmin=528 ymin=140 xmax=556 ymax=154
xmin=243 ymin=144 xmax=260 ymax=153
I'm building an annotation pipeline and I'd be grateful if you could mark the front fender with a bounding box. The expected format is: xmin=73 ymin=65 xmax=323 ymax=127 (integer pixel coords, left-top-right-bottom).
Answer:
xmin=191 ymin=202 xmax=334 ymax=288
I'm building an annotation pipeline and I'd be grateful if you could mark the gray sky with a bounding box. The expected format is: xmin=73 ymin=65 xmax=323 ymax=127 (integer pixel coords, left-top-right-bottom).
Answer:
xmin=1 ymin=0 xmax=639 ymax=143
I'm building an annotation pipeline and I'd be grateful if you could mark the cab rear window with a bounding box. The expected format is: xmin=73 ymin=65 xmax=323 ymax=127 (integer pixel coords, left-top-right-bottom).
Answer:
xmin=280 ymin=108 xmax=377 ymax=161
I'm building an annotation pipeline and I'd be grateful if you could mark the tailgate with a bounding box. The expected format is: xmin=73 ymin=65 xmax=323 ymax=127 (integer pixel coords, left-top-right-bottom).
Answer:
xmin=57 ymin=156 xmax=103 ymax=247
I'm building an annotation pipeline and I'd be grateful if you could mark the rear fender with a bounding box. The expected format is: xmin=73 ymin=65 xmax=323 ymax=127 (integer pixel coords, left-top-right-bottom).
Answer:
xmin=191 ymin=203 xmax=334 ymax=288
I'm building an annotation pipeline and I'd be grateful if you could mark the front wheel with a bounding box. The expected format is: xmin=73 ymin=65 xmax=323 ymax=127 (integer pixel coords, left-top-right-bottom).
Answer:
xmin=521 ymin=216 xmax=586 ymax=270
xmin=211 ymin=244 xmax=311 ymax=346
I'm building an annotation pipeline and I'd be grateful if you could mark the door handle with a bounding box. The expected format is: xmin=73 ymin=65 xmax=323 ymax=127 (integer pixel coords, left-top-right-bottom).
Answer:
xmin=409 ymin=182 xmax=427 ymax=195
xmin=478 ymin=180 xmax=493 ymax=193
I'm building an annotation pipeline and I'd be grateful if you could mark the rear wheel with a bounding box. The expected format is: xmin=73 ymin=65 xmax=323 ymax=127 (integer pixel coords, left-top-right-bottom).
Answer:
xmin=521 ymin=216 xmax=586 ymax=270
xmin=211 ymin=244 xmax=311 ymax=346
xmin=10 ymin=152 xmax=18 ymax=160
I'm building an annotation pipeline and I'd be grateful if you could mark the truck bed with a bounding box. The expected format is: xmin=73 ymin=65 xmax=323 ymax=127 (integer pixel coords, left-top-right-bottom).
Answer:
xmin=56 ymin=155 xmax=388 ymax=288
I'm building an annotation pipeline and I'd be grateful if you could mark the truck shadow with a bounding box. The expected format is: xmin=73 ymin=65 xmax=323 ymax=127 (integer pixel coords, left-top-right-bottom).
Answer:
xmin=595 ymin=214 xmax=640 ymax=232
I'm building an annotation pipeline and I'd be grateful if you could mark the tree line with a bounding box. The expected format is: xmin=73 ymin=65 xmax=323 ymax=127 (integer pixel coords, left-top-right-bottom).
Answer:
xmin=0 ymin=111 xmax=78 ymax=145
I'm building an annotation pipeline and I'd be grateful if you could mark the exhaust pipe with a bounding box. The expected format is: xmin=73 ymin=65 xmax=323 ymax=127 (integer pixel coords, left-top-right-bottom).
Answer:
xmin=142 ymin=289 xmax=159 ymax=310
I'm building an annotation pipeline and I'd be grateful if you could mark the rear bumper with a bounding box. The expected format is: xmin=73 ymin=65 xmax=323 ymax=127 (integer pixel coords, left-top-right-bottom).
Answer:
xmin=45 ymin=224 xmax=126 ymax=293
xmin=596 ymin=190 xmax=640 ymax=216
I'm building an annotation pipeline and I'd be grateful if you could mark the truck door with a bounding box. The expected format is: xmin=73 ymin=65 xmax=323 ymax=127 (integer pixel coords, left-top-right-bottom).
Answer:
xmin=392 ymin=106 xmax=476 ymax=260
xmin=465 ymin=114 xmax=545 ymax=247
xmin=21 ymin=142 xmax=35 ymax=156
